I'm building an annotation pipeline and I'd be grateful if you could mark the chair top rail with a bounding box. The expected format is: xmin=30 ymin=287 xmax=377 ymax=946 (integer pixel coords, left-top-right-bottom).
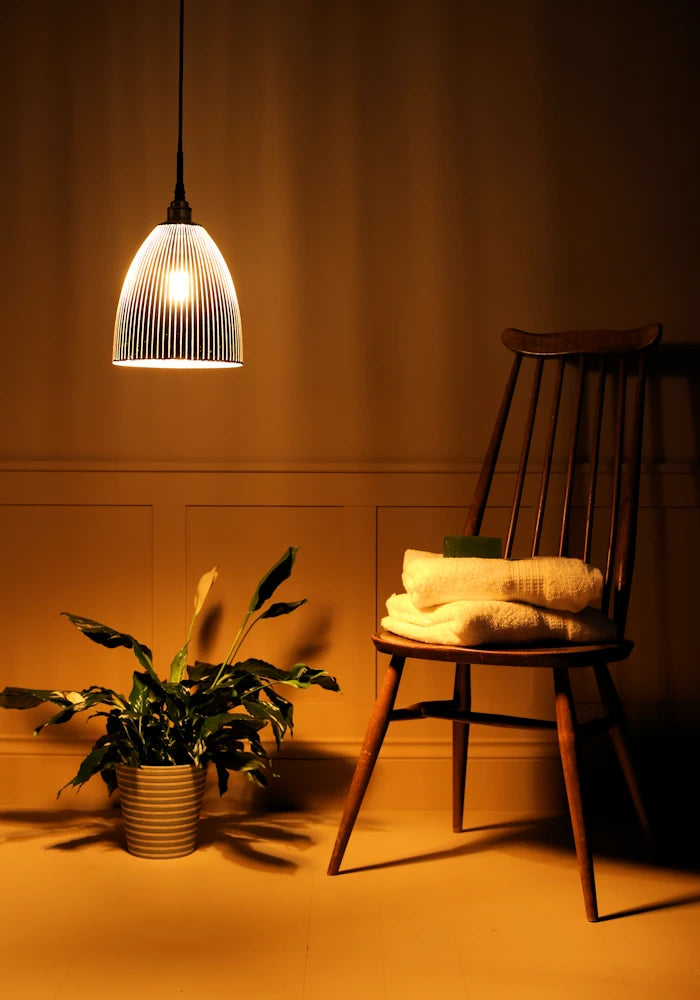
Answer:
xmin=502 ymin=324 xmax=661 ymax=357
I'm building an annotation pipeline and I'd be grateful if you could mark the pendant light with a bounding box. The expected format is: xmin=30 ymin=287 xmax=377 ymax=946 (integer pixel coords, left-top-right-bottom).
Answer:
xmin=112 ymin=0 xmax=242 ymax=369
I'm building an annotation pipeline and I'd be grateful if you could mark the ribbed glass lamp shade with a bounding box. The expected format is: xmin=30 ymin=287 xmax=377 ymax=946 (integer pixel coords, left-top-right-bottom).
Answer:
xmin=113 ymin=222 xmax=242 ymax=368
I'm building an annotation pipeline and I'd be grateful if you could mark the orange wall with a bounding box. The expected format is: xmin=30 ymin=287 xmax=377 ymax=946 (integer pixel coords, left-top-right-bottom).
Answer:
xmin=0 ymin=0 xmax=698 ymax=812
xmin=0 ymin=0 xmax=698 ymax=465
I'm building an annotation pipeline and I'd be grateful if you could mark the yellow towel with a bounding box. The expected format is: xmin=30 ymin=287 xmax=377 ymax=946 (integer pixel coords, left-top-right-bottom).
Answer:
xmin=382 ymin=592 xmax=617 ymax=647
xmin=402 ymin=550 xmax=604 ymax=613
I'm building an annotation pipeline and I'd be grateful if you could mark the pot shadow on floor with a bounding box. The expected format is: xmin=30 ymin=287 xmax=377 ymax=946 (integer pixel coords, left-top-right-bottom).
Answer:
xmin=196 ymin=812 xmax=319 ymax=871
xmin=0 ymin=744 xmax=357 ymax=864
xmin=0 ymin=802 xmax=331 ymax=867
xmin=0 ymin=805 xmax=327 ymax=868
xmin=0 ymin=807 xmax=124 ymax=851
xmin=195 ymin=743 xmax=358 ymax=869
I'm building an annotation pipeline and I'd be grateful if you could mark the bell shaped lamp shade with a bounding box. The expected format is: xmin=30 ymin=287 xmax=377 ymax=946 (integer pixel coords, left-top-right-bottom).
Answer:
xmin=113 ymin=221 xmax=242 ymax=369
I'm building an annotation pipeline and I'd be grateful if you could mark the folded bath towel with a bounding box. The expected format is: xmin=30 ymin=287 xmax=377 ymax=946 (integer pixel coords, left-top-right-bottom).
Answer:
xmin=382 ymin=592 xmax=617 ymax=647
xmin=402 ymin=550 xmax=603 ymax=613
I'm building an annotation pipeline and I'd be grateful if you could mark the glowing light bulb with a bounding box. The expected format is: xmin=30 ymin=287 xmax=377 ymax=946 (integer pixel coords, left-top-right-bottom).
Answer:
xmin=169 ymin=269 xmax=190 ymax=302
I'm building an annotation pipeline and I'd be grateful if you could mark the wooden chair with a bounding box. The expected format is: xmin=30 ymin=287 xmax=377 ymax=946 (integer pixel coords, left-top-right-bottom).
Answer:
xmin=327 ymin=324 xmax=662 ymax=921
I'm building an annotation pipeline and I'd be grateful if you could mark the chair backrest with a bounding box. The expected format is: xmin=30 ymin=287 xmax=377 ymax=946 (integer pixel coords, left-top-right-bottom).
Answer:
xmin=463 ymin=324 xmax=662 ymax=632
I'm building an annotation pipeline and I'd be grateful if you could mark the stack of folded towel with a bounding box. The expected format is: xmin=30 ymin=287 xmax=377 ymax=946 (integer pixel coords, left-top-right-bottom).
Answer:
xmin=381 ymin=550 xmax=618 ymax=647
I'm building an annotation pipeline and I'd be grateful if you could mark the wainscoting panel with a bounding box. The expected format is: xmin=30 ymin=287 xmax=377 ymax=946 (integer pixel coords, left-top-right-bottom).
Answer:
xmin=0 ymin=464 xmax=696 ymax=813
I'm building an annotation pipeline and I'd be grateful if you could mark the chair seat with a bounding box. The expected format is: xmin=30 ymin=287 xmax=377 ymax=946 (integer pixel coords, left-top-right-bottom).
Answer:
xmin=372 ymin=629 xmax=634 ymax=668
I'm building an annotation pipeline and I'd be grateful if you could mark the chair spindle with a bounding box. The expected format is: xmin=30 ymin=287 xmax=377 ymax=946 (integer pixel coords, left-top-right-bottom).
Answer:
xmin=559 ymin=357 xmax=586 ymax=557
xmin=532 ymin=357 xmax=565 ymax=556
xmin=505 ymin=357 xmax=543 ymax=557
xmin=612 ymin=352 xmax=648 ymax=630
xmin=601 ymin=359 xmax=627 ymax=614
xmin=463 ymin=353 xmax=522 ymax=537
xmin=583 ymin=359 xmax=607 ymax=563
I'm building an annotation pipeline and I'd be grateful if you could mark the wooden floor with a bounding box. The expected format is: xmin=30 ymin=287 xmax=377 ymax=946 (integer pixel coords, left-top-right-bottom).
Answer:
xmin=0 ymin=807 xmax=698 ymax=999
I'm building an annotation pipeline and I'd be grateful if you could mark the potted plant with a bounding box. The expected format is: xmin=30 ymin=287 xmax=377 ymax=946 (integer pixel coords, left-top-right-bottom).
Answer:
xmin=0 ymin=546 xmax=339 ymax=858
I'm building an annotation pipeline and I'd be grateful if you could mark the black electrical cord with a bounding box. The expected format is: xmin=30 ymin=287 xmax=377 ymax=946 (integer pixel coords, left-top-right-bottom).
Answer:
xmin=169 ymin=0 xmax=191 ymax=221
xmin=175 ymin=0 xmax=185 ymax=202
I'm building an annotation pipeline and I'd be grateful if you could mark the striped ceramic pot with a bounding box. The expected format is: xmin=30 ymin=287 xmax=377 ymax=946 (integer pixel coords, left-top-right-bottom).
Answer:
xmin=115 ymin=763 xmax=207 ymax=859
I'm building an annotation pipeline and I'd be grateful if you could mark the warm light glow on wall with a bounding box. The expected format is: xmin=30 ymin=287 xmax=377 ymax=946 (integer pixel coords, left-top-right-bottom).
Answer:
xmin=113 ymin=223 xmax=242 ymax=369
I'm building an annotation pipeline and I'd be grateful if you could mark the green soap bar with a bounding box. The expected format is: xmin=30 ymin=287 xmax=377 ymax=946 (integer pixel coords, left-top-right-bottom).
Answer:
xmin=443 ymin=535 xmax=502 ymax=558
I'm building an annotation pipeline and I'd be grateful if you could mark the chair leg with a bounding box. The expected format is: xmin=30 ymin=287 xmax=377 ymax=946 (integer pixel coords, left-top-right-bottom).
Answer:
xmin=452 ymin=663 xmax=471 ymax=833
xmin=594 ymin=663 xmax=653 ymax=846
xmin=553 ymin=667 xmax=598 ymax=922
xmin=327 ymin=655 xmax=405 ymax=875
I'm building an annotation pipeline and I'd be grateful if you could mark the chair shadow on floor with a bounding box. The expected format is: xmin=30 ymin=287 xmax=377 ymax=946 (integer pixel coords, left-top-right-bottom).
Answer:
xmin=333 ymin=711 xmax=700 ymax=922
xmin=338 ymin=804 xmax=700 ymax=922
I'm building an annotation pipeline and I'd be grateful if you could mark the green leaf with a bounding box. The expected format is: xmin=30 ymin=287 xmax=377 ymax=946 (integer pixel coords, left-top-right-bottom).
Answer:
xmin=214 ymin=760 xmax=230 ymax=795
xmin=232 ymin=658 xmax=288 ymax=681
xmin=58 ymin=744 xmax=111 ymax=796
xmin=241 ymin=764 xmax=268 ymax=788
xmin=198 ymin=712 xmax=238 ymax=740
xmin=0 ymin=686 xmax=110 ymax=711
xmin=61 ymin=613 xmax=152 ymax=661
xmin=204 ymin=716 xmax=266 ymax=744
xmin=62 ymin=613 xmax=160 ymax=683
xmin=307 ymin=672 xmax=341 ymax=692
xmin=230 ymin=659 xmax=340 ymax=692
xmin=130 ymin=640 xmax=159 ymax=682
xmin=241 ymin=696 xmax=290 ymax=746
xmin=225 ymin=716 xmax=266 ymax=736
xmin=213 ymin=750 xmax=270 ymax=791
xmin=0 ymin=687 xmax=54 ymax=710
xmin=259 ymin=599 xmax=307 ymax=620
xmin=162 ymin=682 xmax=189 ymax=721
xmin=34 ymin=706 xmax=78 ymax=733
xmin=128 ymin=673 xmax=151 ymax=714
xmin=169 ymin=645 xmax=189 ymax=684
xmin=8 ymin=687 xmax=110 ymax=732
xmin=248 ymin=546 xmax=299 ymax=613
xmin=278 ymin=663 xmax=341 ymax=692
xmin=83 ymin=687 xmax=130 ymax=711
xmin=266 ymin=687 xmax=295 ymax=728
xmin=187 ymin=661 xmax=219 ymax=684
xmin=100 ymin=767 xmax=119 ymax=795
